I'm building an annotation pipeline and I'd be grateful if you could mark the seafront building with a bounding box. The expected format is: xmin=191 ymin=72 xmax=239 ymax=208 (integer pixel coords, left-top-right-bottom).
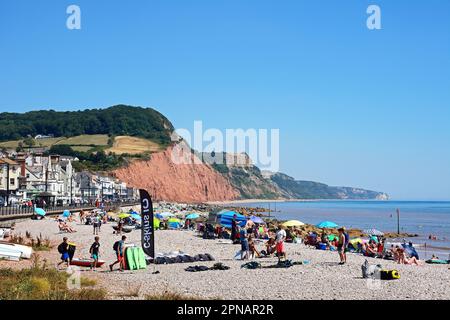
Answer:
xmin=0 ymin=152 xmax=136 ymax=206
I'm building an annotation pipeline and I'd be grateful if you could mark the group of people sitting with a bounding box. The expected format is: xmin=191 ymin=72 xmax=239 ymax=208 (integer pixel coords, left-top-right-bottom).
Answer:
xmin=388 ymin=244 xmax=421 ymax=265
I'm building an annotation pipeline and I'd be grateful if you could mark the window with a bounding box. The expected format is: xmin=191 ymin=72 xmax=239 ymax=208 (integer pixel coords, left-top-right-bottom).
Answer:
xmin=26 ymin=174 xmax=30 ymax=178
xmin=10 ymin=178 xmax=15 ymax=186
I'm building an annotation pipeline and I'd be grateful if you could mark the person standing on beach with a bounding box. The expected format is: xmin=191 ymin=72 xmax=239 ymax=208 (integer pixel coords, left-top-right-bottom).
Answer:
xmin=89 ymin=236 xmax=100 ymax=271
xmin=110 ymin=235 xmax=126 ymax=272
xmin=56 ymin=237 xmax=70 ymax=269
xmin=79 ymin=209 xmax=85 ymax=225
xmin=239 ymin=227 xmax=249 ymax=260
xmin=117 ymin=218 xmax=124 ymax=235
xmin=275 ymin=226 xmax=287 ymax=262
xmin=337 ymin=228 xmax=347 ymax=265
xmin=93 ymin=214 xmax=100 ymax=235
xmin=231 ymin=214 xmax=238 ymax=243
xmin=245 ymin=217 xmax=255 ymax=234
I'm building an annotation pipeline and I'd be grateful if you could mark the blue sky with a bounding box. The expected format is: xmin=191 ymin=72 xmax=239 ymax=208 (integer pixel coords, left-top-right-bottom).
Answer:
xmin=0 ymin=0 xmax=449 ymax=200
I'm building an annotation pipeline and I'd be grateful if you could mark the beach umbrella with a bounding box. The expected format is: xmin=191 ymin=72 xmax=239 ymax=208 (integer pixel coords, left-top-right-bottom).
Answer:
xmin=62 ymin=210 xmax=71 ymax=218
xmin=250 ymin=216 xmax=265 ymax=224
xmin=160 ymin=212 xmax=175 ymax=219
xmin=155 ymin=213 xmax=163 ymax=220
xmin=118 ymin=213 xmax=130 ymax=219
xmin=363 ymin=228 xmax=384 ymax=236
xmin=219 ymin=211 xmax=246 ymax=228
xmin=282 ymin=220 xmax=305 ymax=227
xmin=130 ymin=213 xmax=141 ymax=220
xmin=186 ymin=213 xmax=200 ymax=220
xmin=35 ymin=208 xmax=46 ymax=216
xmin=168 ymin=218 xmax=181 ymax=223
xmin=316 ymin=221 xmax=339 ymax=229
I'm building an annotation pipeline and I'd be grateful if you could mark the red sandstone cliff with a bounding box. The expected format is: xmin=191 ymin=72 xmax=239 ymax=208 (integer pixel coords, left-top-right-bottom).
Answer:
xmin=113 ymin=145 xmax=239 ymax=203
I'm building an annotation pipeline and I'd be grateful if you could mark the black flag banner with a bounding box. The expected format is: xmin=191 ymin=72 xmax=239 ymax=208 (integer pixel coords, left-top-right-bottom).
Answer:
xmin=139 ymin=189 xmax=155 ymax=261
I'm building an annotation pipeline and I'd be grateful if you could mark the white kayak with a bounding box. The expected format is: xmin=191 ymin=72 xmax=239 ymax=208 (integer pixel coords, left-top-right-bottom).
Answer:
xmin=0 ymin=242 xmax=33 ymax=259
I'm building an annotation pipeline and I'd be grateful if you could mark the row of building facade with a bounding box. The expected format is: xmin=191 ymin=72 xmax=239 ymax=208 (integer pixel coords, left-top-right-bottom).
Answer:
xmin=0 ymin=152 xmax=137 ymax=206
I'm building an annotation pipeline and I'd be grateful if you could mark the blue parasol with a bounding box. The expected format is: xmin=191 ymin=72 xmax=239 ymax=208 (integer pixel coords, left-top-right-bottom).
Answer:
xmin=35 ymin=208 xmax=46 ymax=216
xmin=316 ymin=221 xmax=339 ymax=229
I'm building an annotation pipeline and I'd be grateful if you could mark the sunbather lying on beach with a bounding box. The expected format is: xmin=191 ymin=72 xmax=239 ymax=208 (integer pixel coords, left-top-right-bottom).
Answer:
xmin=58 ymin=221 xmax=76 ymax=233
xmin=403 ymin=255 xmax=421 ymax=265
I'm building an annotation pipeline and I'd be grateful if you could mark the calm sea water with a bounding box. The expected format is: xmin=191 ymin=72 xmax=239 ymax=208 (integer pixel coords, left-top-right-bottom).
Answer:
xmin=239 ymin=200 xmax=450 ymax=259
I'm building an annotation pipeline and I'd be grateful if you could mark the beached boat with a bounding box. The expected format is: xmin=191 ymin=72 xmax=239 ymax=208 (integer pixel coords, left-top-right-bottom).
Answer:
xmin=70 ymin=258 xmax=106 ymax=268
xmin=0 ymin=242 xmax=33 ymax=259
xmin=0 ymin=247 xmax=22 ymax=261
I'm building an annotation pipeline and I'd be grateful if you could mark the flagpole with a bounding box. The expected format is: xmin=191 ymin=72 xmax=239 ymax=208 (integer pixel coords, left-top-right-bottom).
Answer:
xmin=396 ymin=208 xmax=400 ymax=234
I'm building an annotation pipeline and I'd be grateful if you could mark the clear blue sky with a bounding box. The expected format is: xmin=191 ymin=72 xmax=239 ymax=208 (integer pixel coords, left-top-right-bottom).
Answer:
xmin=1 ymin=0 xmax=449 ymax=200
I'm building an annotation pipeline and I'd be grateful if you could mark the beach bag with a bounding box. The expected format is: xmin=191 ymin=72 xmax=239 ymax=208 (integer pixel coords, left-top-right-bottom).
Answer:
xmin=57 ymin=243 xmax=66 ymax=254
xmin=276 ymin=260 xmax=294 ymax=268
xmin=344 ymin=232 xmax=350 ymax=246
xmin=113 ymin=241 xmax=120 ymax=252
xmin=380 ymin=270 xmax=400 ymax=280
xmin=211 ymin=263 xmax=230 ymax=270
xmin=241 ymin=261 xmax=261 ymax=269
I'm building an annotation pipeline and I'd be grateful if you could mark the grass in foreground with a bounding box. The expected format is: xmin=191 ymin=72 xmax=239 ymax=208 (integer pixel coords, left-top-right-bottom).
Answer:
xmin=0 ymin=255 xmax=106 ymax=300
xmin=145 ymin=289 xmax=201 ymax=300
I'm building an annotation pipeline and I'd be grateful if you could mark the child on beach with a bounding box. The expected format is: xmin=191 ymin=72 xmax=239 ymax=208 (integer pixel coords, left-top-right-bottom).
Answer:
xmin=264 ymin=237 xmax=276 ymax=256
xmin=57 ymin=237 xmax=70 ymax=269
xmin=248 ymin=235 xmax=260 ymax=259
xmin=89 ymin=236 xmax=100 ymax=271
xmin=92 ymin=215 xmax=100 ymax=235
xmin=79 ymin=210 xmax=85 ymax=225
xmin=110 ymin=235 xmax=126 ymax=272
xmin=240 ymin=227 xmax=249 ymax=260
xmin=275 ymin=226 xmax=287 ymax=262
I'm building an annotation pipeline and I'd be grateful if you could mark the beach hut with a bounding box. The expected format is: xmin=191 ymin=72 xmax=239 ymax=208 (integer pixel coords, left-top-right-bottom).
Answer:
xmin=218 ymin=211 xmax=246 ymax=228
xmin=282 ymin=220 xmax=305 ymax=228
xmin=316 ymin=221 xmax=339 ymax=229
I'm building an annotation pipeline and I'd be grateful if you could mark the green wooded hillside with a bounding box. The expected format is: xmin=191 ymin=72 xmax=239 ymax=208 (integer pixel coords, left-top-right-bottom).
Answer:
xmin=0 ymin=105 xmax=174 ymax=145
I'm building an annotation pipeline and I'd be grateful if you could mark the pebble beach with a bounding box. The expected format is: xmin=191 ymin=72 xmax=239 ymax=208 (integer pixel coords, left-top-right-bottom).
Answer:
xmin=3 ymin=216 xmax=449 ymax=300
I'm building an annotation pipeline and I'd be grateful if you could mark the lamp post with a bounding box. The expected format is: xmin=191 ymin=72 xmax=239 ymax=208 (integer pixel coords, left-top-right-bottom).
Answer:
xmin=3 ymin=163 xmax=10 ymax=206
xmin=70 ymin=175 xmax=73 ymax=206
xmin=396 ymin=208 xmax=400 ymax=234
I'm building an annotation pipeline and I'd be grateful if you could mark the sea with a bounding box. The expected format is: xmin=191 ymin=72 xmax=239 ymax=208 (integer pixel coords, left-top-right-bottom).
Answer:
xmin=238 ymin=200 xmax=450 ymax=260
